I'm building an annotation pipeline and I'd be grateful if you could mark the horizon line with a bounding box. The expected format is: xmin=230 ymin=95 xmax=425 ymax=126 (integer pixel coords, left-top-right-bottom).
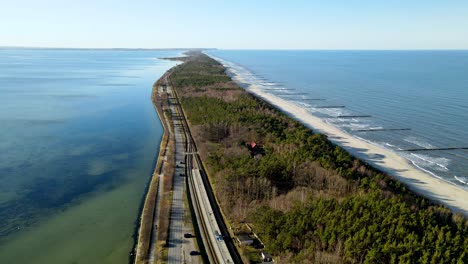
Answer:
xmin=0 ymin=46 xmax=216 ymax=51
xmin=1 ymin=46 xmax=467 ymax=51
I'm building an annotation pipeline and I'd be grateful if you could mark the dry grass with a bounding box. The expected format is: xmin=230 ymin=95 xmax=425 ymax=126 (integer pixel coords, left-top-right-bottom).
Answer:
xmin=178 ymin=81 xmax=243 ymax=102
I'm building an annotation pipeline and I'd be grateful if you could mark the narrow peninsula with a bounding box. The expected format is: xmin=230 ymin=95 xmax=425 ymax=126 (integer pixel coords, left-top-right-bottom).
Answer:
xmin=135 ymin=51 xmax=467 ymax=264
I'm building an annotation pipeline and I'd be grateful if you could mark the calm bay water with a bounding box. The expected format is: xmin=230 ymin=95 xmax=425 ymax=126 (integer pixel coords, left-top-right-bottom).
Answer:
xmin=208 ymin=50 xmax=468 ymax=189
xmin=0 ymin=49 xmax=180 ymax=263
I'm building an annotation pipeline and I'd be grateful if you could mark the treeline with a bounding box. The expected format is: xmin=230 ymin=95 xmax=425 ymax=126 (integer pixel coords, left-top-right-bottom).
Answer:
xmin=169 ymin=52 xmax=467 ymax=263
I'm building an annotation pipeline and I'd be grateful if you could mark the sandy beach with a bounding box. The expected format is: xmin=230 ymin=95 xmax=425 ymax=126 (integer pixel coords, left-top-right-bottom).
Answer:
xmin=224 ymin=66 xmax=468 ymax=217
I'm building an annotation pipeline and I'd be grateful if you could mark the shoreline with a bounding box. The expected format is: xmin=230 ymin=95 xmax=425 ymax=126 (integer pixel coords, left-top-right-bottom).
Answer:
xmin=164 ymin=52 xmax=467 ymax=262
xmin=214 ymin=58 xmax=468 ymax=217
xmin=128 ymin=133 xmax=162 ymax=264
xmin=132 ymin=74 xmax=171 ymax=264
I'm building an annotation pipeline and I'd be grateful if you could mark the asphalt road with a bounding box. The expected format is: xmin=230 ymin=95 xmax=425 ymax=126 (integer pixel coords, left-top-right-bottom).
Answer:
xmin=166 ymin=77 xmax=242 ymax=264
xmin=167 ymin=91 xmax=200 ymax=264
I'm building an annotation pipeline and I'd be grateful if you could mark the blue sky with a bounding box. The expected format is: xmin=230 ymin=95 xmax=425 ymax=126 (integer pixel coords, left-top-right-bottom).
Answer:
xmin=1 ymin=0 xmax=467 ymax=49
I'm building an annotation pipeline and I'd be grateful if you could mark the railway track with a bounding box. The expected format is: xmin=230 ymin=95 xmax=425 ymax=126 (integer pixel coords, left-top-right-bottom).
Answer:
xmin=170 ymin=81 xmax=241 ymax=263
xmin=169 ymin=88 xmax=220 ymax=263
xmin=187 ymin=151 xmax=220 ymax=263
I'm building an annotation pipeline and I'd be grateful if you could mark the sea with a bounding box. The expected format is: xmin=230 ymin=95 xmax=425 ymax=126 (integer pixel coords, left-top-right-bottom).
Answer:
xmin=207 ymin=50 xmax=468 ymax=190
xmin=0 ymin=48 xmax=180 ymax=263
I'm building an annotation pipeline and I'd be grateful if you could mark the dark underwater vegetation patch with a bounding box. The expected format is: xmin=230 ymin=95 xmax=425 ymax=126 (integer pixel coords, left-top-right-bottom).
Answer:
xmin=0 ymin=142 xmax=137 ymax=239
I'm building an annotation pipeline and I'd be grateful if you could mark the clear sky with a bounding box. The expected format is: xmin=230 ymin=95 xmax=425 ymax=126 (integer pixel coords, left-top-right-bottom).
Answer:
xmin=1 ymin=0 xmax=468 ymax=49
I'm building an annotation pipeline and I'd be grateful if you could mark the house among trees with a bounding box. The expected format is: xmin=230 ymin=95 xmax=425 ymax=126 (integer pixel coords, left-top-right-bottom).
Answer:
xmin=246 ymin=141 xmax=265 ymax=158
xmin=236 ymin=233 xmax=254 ymax=246
xmin=248 ymin=141 xmax=258 ymax=150
xmin=260 ymin=251 xmax=273 ymax=262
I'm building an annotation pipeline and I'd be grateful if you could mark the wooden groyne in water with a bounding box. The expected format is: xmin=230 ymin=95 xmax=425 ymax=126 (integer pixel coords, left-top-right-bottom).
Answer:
xmin=333 ymin=115 xmax=372 ymax=118
xmin=279 ymin=92 xmax=309 ymax=96
xmin=315 ymin=105 xmax=346 ymax=108
xmin=354 ymin=128 xmax=411 ymax=132
xmin=402 ymin=147 xmax=468 ymax=152
xmin=302 ymin=98 xmax=326 ymax=101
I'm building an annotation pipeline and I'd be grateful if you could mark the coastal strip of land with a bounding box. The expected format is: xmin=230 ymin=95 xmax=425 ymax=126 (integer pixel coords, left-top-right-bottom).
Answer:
xmin=134 ymin=64 xmax=236 ymax=264
xmin=134 ymin=73 xmax=176 ymax=264
xmin=165 ymin=51 xmax=467 ymax=263
xmin=225 ymin=68 xmax=468 ymax=217
xmin=167 ymin=57 xmax=242 ymax=263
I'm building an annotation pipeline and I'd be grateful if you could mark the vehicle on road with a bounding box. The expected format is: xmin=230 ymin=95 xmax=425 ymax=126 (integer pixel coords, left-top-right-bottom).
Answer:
xmin=215 ymin=230 xmax=224 ymax=241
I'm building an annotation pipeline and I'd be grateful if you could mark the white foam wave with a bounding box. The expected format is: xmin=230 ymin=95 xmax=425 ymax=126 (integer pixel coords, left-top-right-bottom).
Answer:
xmin=260 ymin=82 xmax=277 ymax=86
xmin=454 ymin=176 xmax=468 ymax=185
xmin=338 ymin=123 xmax=370 ymax=130
xmin=295 ymin=101 xmax=312 ymax=108
xmin=404 ymin=136 xmax=435 ymax=149
xmin=311 ymin=108 xmax=347 ymax=117
xmin=409 ymin=153 xmax=450 ymax=172
xmin=409 ymin=160 xmax=445 ymax=180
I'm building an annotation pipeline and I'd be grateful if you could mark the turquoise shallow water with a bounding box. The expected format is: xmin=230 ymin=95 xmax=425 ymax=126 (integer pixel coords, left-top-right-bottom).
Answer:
xmin=0 ymin=49 xmax=180 ymax=263
xmin=208 ymin=50 xmax=468 ymax=189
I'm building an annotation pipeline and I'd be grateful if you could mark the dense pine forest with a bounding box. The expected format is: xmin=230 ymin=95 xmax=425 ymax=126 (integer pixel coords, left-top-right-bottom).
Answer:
xmin=168 ymin=52 xmax=467 ymax=263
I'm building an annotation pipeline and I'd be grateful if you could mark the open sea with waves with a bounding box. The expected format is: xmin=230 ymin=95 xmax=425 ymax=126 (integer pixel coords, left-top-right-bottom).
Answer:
xmin=208 ymin=50 xmax=468 ymax=190
xmin=0 ymin=48 xmax=180 ymax=263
